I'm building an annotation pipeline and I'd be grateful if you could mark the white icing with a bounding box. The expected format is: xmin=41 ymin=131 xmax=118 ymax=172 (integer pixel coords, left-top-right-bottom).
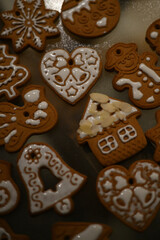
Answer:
xmin=137 ymin=71 xmax=142 ymax=76
xmin=38 ymin=101 xmax=48 ymax=109
xmin=116 ymin=78 xmax=143 ymax=100
xmin=72 ymin=224 xmax=103 ymax=240
xmin=0 ymin=180 xmax=18 ymax=214
xmin=150 ymin=31 xmax=158 ymax=39
xmin=62 ymin=0 xmax=96 ymax=22
xmin=150 ymin=172 xmax=159 ymax=181
xmin=0 ymin=228 xmax=11 ymax=240
xmin=25 ymin=119 xmax=40 ymax=126
xmin=0 ymin=114 xmax=6 ymax=117
xmin=154 ymin=88 xmax=160 ymax=93
xmin=17 ymin=144 xmax=86 ymax=214
xmin=134 ymin=187 xmax=155 ymax=207
xmin=134 ymin=171 xmax=146 ymax=184
xmin=117 ymin=125 xmax=137 ymax=143
xmin=148 ymin=82 xmax=154 ymax=87
xmin=133 ymin=212 xmax=144 ymax=222
xmin=41 ymin=48 xmax=101 ymax=104
xmin=113 ymin=188 xmax=132 ymax=210
xmin=143 ymin=77 xmax=148 ymax=82
xmin=4 ymin=129 xmax=17 ymax=143
xmin=98 ymin=135 xmax=118 ymax=154
xmin=34 ymin=110 xmax=47 ymax=119
xmin=146 ymin=57 xmax=151 ymax=61
xmin=115 ymin=176 xmax=127 ymax=190
xmin=11 ymin=116 xmax=16 ymax=122
xmin=96 ymin=17 xmax=107 ymax=28
xmin=0 ymin=45 xmax=29 ymax=98
xmin=0 ymin=123 xmax=9 ymax=129
xmin=146 ymin=96 xmax=155 ymax=103
xmin=139 ymin=63 xmax=160 ymax=83
xmin=24 ymin=89 xmax=40 ymax=103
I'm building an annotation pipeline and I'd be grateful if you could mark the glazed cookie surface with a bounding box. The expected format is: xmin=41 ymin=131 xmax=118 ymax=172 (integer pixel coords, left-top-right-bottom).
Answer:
xmin=17 ymin=143 xmax=87 ymax=215
xmin=97 ymin=160 xmax=160 ymax=231
xmin=61 ymin=0 xmax=120 ymax=38
xmin=52 ymin=222 xmax=112 ymax=240
xmin=0 ymin=44 xmax=30 ymax=100
xmin=77 ymin=93 xmax=147 ymax=166
xmin=146 ymin=19 xmax=160 ymax=55
xmin=0 ymin=0 xmax=60 ymax=52
xmin=0 ymin=85 xmax=58 ymax=152
xmin=0 ymin=160 xmax=20 ymax=215
xmin=41 ymin=47 xmax=102 ymax=104
xmin=105 ymin=43 xmax=160 ymax=109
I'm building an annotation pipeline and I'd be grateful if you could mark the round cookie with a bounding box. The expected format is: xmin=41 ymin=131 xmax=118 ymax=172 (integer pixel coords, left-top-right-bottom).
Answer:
xmin=61 ymin=0 xmax=120 ymax=38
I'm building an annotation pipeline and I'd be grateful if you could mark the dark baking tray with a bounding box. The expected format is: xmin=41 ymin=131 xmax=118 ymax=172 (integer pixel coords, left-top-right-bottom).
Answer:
xmin=0 ymin=0 xmax=159 ymax=239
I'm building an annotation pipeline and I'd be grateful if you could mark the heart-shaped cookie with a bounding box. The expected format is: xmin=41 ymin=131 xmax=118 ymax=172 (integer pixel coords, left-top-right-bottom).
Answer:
xmin=96 ymin=160 xmax=160 ymax=231
xmin=40 ymin=47 xmax=102 ymax=104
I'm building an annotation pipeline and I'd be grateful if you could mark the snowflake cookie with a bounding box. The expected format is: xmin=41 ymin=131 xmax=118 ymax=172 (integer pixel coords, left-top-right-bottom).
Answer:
xmin=0 ymin=0 xmax=60 ymax=52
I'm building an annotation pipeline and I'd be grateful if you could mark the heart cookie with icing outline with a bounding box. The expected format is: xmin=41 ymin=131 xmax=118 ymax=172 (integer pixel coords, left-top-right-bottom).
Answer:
xmin=40 ymin=47 xmax=102 ymax=104
xmin=97 ymin=160 xmax=160 ymax=231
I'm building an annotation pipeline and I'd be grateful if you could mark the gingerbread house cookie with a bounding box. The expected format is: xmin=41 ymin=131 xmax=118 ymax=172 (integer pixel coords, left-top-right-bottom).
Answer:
xmin=61 ymin=0 xmax=120 ymax=38
xmin=52 ymin=222 xmax=112 ymax=240
xmin=77 ymin=93 xmax=147 ymax=166
xmin=0 ymin=0 xmax=60 ymax=52
xmin=97 ymin=160 xmax=160 ymax=231
xmin=146 ymin=109 xmax=160 ymax=162
xmin=105 ymin=43 xmax=160 ymax=109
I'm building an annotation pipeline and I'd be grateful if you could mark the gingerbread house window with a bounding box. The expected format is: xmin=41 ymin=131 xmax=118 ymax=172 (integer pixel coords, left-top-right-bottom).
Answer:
xmin=118 ymin=125 xmax=137 ymax=143
xmin=98 ymin=135 xmax=118 ymax=154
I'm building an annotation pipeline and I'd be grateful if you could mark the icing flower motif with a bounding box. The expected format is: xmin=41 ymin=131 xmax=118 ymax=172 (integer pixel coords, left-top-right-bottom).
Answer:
xmin=25 ymin=148 xmax=42 ymax=164
xmin=0 ymin=0 xmax=60 ymax=52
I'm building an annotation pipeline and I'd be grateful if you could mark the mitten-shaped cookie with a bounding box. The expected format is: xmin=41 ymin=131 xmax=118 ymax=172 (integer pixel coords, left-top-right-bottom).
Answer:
xmin=105 ymin=43 xmax=160 ymax=109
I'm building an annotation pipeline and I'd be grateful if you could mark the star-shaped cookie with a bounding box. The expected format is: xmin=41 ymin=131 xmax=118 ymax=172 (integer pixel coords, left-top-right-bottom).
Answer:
xmin=0 ymin=0 xmax=60 ymax=52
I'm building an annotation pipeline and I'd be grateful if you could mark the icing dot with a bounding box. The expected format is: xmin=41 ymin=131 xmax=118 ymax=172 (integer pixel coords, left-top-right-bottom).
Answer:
xmin=143 ymin=77 xmax=148 ymax=82
xmin=18 ymin=72 xmax=23 ymax=77
xmin=0 ymin=73 xmax=4 ymax=77
xmin=150 ymin=31 xmax=158 ymax=39
xmin=148 ymin=82 xmax=154 ymax=87
xmin=154 ymin=88 xmax=160 ymax=93
xmin=137 ymin=71 xmax=142 ymax=76
xmin=146 ymin=57 xmax=150 ymax=61
xmin=11 ymin=116 xmax=17 ymax=122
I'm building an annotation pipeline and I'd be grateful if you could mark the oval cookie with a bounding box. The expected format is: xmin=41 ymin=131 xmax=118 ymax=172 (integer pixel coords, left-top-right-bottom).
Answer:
xmin=61 ymin=0 xmax=120 ymax=38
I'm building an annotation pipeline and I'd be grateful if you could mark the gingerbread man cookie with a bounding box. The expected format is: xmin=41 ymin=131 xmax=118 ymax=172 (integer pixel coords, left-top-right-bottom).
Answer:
xmin=105 ymin=43 xmax=160 ymax=109
xmin=77 ymin=93 xmax=147 ymax=166
xmin=97 ymin=160 xmax=160 ymax=231
xmin=146 ymin=110 xmax=160 ymax=162
xmin=17 ymin=143 xmax=87 ymax=215
xmin=0 ymin=44 xmax=30 ymax=100
xmin=52 ymin=222 xmax=112 ymax=240
xmin=0 ymin=160 xmax=19 ymax=215
xmin=61 ymin=0 xmax=120 ymax=38
xmin=41 ymin=47 xmax=102 ymax=104
xmin=0 ymin=0 xmax=60 ymax=52
xmin=0 ymin=219 xmax=30 ymax=240
xmin=146 ymin=19 xmax=160 ymax=55
xmin=0 ymin=85 xmax=58 ymax=152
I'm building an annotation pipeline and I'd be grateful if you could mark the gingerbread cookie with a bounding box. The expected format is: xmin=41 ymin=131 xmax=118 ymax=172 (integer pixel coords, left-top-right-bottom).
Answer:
xmin=61 ymin=0 xmax=120 ymax=38
xmin=17 ymin=143 xmax=87 ymax=215
xmin=97 ymin=160 xmax=160 ymax=231
xmin=146 ymin=19 xmax=160 ymax=55
xmin=77 ymin=93 xmax=147 ymax=166
xmin=0 ymin=160 xmax=19 ymax=215
xmin=0 ymin=44 xmax=30 ymax=100
xmin=0 ymin=219 xmax=30 ymax=240
xmin=105 ymin=43 xmax=160 ymax=109
xmin=0 ymin=85 xmax=58 ymax=152
xmin=52 ymin=222 xmax=112 ymax=240
xmin=146 ymin=110 xmax=160 ymax=162
xmin=41 ymin=47 xmax=102 ymax=104
xmin=0 ymin=0 xmax=60 ymax=52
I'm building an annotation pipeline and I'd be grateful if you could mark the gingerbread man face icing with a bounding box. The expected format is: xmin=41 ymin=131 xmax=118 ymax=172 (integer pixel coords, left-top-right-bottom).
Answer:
xmin=0 ymin=160 xmax=19 ymax=215
xmin=0 ymin=219 xmax=30 ymax=240
xmin=146 ymin=19 xmax=160 ymax=55
xmin=61 ymin=0 xmax=120 ymax=38
xmin=17 ymin=143 xmax=87 ymax=215
xmin=105 ymin=43 xmax=160 ymax=109
xmin=52 ymin=222 xmax=112 ymax=240
xmin=0 ymin=45 xmax=30 ymax=100
xmin=0 ymin=85 xmax=58 ymax=152
xmin=77 ymin=93 xmax=147 ymax=166
xmin=41 ymin=48 xmax=102 ymax=104
xmin=0 ymin=0 xmax=60 ymax=52
xmin=97 ymin=160 xmax=160 ymax=231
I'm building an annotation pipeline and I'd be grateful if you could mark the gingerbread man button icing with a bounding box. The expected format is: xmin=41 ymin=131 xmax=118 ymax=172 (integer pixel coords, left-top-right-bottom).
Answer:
xmin=105 ymin=43 xmax=160 ymax=109
xmin=0 ymin=85 xmax=58 ymax=152
xmin=61 ymin=0 xmax=120 ymax=38
xmin=0 ymin=160 xmax=19 ymax=215
xmin=52 ymin=222 xmax=112 ymax=240
xmin=41 ymin=47 xmax=102 ymax=104
xmin=17 ymin=143 xmax=87 ymax=215
xmin=0 ymin=219 xmax=30 ymax=240
xmin=146 ymin=19 xmax=160 ymax=55
xmin=77 ymin=93 xmax=147 ymax=166
xmin=0 ymin=0 xmax=60 ymax=52
xmin=97 ymin=160 xmax=160 ymax=231
xmin=0 ymin=44 xmax=30 ymax=100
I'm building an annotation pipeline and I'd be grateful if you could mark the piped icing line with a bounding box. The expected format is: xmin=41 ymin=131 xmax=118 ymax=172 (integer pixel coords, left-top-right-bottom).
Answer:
xmin=4 ymin=129 xmax=17 ymax=143
xmin=72 ymin=224 xmax=103 ymax=240
xmin=139 ymin=63 xmax=160 ymax=83
xmin=62 ymin=0 xmax=96 ymax=22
